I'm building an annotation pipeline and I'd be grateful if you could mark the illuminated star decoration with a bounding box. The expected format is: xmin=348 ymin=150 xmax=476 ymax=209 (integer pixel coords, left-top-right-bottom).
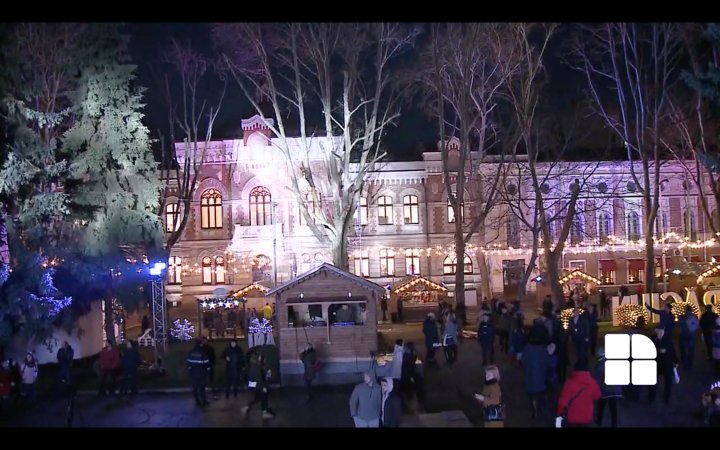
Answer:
xmin=248 ymin=317 xmax=272 ymax=334
xmin=170 ymin=318 xmax=195 ymax=341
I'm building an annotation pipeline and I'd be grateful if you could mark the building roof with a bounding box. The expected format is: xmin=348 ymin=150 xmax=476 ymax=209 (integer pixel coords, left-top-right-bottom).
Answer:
xmin=231 ymin=283 xmax=270 ymax=298
xmin=266 ymin=263 xmax=386 ymax=296
xmin=558 ymin=269 xmax=602 ymax=286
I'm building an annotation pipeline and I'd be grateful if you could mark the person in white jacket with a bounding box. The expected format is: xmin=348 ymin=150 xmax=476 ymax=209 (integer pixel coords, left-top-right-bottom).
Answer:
xmin=19 ymin=352 xmax=38 ymax=404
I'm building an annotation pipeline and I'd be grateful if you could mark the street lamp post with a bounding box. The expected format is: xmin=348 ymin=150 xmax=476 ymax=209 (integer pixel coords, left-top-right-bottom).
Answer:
xmin=149 ymin=262 xmax=168 ymax=369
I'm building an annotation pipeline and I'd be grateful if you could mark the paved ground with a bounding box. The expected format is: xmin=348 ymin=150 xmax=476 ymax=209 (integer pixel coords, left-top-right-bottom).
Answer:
xmin=2 ymin=319 xmax=716 ymax=427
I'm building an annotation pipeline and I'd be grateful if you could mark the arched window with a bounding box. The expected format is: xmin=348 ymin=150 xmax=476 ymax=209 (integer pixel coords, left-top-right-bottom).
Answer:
xmin=355 ymin=196 xmax=368 ymax=226
xmin=249 ymin=186 xmax=272 ymax=226
xmin=215 ymin=256 xmax=226 ymax=284
xmin=443 ymin=256 xmax=455 ymax=275
xmin=378 ymin=196 xmax=393 ymax=225
xmin=685 ymin=208 xmax=698 ymax=241
xmin=379 ymin=249 xmax=395 ymax=276
xmin=443 ymin=254 xmax=473 ymax=274
xmin=165 ymin=203 xmax=179 ymax=232
xmin=571 ymin=214 xmax=584 ymax=245
xmin=598 ymin=211 xmax=612 ymax=243
xmin=300 ymin=188 xmax=321 ymax=225
xmin=201 ymin=189 xmax=223 ymax=229
xmin=202 ymin=256 xmax=213 ymax=284
xmin=403 ymin=195 xmax=419 ymax=224
xmin=168 ymin=256 xmax=182 ymax=284
xmin=447 ymin=195 xmax=464 ymax=223
xmin=627 ymin=210 xmax=641 ymax=241
xmin=506 ymin=216 xmax=520 ymax=248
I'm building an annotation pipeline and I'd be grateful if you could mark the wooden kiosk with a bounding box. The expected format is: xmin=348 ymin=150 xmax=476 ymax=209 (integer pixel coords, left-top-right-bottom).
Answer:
xmin=196 ymin=283 xmax=269 ymax=340
xmin=392 ymin=276 xmax=448 ymax=322
xmin=267 ymin=263 xmax=385 ymax=386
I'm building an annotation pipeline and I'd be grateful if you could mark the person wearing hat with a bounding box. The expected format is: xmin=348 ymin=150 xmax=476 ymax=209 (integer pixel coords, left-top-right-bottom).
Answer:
xmin=593 ymin=346 xmax=622 ymax=427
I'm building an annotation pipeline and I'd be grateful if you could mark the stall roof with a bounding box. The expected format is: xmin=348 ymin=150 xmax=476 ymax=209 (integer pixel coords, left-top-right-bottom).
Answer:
xmin=559 ymin=269 xmax=602 ymax=286
xmin=393 ymin=276 xmax=448 ymax=295
xmin=231 ymin=283 xmax=269 ymax=298
xmin=266 ymin=263 xmax=386 ymax=296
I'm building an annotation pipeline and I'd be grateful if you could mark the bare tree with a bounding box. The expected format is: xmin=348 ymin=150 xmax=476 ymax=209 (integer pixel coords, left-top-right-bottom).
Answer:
xmin=572 ymin=23 xmax=682 ymax=294
xmin=661 ymin=24 xmax=720 ymax=240
xmin=213 ymin=23 xmax=417 ymax=270
xmin=411 ymin=23 xmax=524 ymax=309
xmin=156 ymin=39 xmax=226 ymax=252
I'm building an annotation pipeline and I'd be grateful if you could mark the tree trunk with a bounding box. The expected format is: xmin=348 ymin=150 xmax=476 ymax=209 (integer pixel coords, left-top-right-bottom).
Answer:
xmin=477 ymin=253 xmax=492 ymax=301
xmin=517 ymin=253 xmax=538 ymax=302
xmin=644 ymin=234 xmax=657 ymax=294
xmin=454 ymin=230 xmax=466 ymax=310
xmin=104 ymin=296 xmax=116 ymax=346
xmin=545 ymin=252 xmax=564 ymax=310
xmin=332 ymin=236 xmax=349 ymax=271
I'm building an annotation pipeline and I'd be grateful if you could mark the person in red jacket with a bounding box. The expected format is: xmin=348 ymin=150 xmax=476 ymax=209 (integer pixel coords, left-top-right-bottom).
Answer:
xmin=98 ymin=342 xmax=121 ymax=396
xmin=556 ymin=361 xmax=601 ymax=427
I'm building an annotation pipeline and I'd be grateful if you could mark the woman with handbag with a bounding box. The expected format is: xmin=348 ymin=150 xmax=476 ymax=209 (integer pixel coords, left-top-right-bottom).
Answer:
xmin=474 ymin=365 xmax=504 ymax=428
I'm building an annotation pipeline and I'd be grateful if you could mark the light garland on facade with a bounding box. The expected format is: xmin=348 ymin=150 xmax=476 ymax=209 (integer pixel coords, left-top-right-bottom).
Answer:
xmin=393 ymin=276 xmax=448 ymax=295
xmin=698 ymin=264 xmax=720 ymax=285
xmin=615 ymin=304 xmax=651 ymax=328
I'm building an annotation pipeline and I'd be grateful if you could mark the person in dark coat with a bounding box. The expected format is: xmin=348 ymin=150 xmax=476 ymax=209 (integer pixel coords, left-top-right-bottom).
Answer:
xmin=380 ymin=377 xmax=402 ymax=427
xmin=120 ymin=340 xmax=141 ymax=395
xmin=531 ymin=316 xmax=551 ymax=346
xmin=422 ymin=313 xmax=440 ymax=365
xmin=400 ymin=341 xmax=418 ymax=400
xmin=619 ymin=285 xmax=629 ymax=305
xmin=243 ymin=352 xmax=274 ymax=419
xmin=701 ymin=304 xmax=719 ymax=360
xmin=300 ymin=344 xmax=318 ymax=402
xmin=679 ymin=305 xmax=700 ymax=370
xmin=523 ymin=330 xmax=550 ymax=418
xmin=222 ymin=340 xmax=245 ymax=399
xmin=542 ymin=295 xmax=554 ymax=314
xmin=200 ymin=338 xmax=218 ymax=399
xmin=56 ymin=341 xmax=74 ymax=391
xmin=649 ymin=328 xmax=679 ymax=404
xmin=593 ymin=346 xmax=623 ymax=427
xmin=599 ymin=290 xmax=608 ymax=318
xmin=141 ymin=315 xmax=150 ymax=335
xmin=587 ymin=304 xmax=599 ymax=357
xmin=187 ymin=340 xmax=210 ymax=407
xmin=569 ymin=308 xmax=590 ymax=366
xmin=496 ymin=306 xmax=512 ymax=354
xmin=555 ymin=321 xmax=570 ymax=385
xmin=478 ymin=313 xmax=496 ymax=366
xmin=380 ymin=296 xmax=388 ymax=322
xmin=646 ymin=302 xmax=675 ymax=334
xmin=510 ymin=313 xmax=526 ymax=365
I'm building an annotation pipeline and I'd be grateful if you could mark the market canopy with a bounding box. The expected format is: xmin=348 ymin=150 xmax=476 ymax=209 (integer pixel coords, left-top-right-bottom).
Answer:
xmin=393 ymin=276 xmax=447 ymax=295
xmin=559 ymin=269 xmax=602 ymax=286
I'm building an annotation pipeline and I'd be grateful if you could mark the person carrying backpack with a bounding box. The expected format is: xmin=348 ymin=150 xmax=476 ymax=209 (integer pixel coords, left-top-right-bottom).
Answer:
xmin=680 ymin=305 xmax=700 ymax=370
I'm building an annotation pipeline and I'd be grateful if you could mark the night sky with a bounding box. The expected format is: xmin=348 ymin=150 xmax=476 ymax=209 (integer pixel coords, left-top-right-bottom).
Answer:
xmin=126 ymin=23 xmax=602 ymax=161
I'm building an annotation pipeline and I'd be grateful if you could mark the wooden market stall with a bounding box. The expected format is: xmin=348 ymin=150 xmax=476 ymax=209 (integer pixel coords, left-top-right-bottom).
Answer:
xmin=559 ymin=269 xmax=602 ymax=298
xmin=392 ymin=276 xmax=448 ymax=323
xmin=267 ymin=263 xmax=385 ymax=386
xmin=196 ymin=283 xmax=269 ymax=340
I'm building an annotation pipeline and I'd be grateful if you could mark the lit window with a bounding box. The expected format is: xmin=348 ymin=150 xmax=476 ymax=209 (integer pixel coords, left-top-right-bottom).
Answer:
xmin=168 ymin=256 xmax=182 ymax=284
xmin=443 ymin=254 xmax=473 ymax=275
xmin=403 ymin=195 xmax=419 ymax=224
xmin=598 ymin=211 xmax=612 ymax=243
xmin=202 ymin=257 xmax=212 ymax=284
xmin=507 ymin=216 xmax=520 ymax=248
xmin=379 ymin=249 xmax=395 ymax=276
xmin=301 ymin=188 xmax=321 ymax=225
xmin=165 ymin=203 xmax=180 ymax=232
xmin=201 ymin=189 xmax=223 ymax=229
xmin=571 ymin=215 xmax=584 ymax=245
xmin=355 ymin=196 xmax=368 ymax=226
xmin=378 ymin=196 xmax=393 ymax=225
xmin=627 ymin=211 xmax=641 ymax=241
xmin=405 ymin=248 xmax=421 ymax=275
xmin=447 ymin=197 xmax=464 ymax=223
xmin=215 ymin=256 xmax=226 ymax=284
xmin=249 ymin=186 xmax=272 ymax=226
xmin=353 ymin=250 xmax=369 ymax=277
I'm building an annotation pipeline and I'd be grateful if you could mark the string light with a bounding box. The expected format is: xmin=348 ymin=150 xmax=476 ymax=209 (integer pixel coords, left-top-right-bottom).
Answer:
xmin=669 ymin=301 xmax=701 ymax=321
xmin=393 ymin=276 xmax=447 ymax=295
xmin=248 ymin=317 xmax=272 ymax=334
xmin=232 ymin=283 xmax=269 ymax=298
xmin=615 ymin=304 xmax=650 ymax=328
xmin=560 ymin=308 xmax=586 ymax=330
xmin=559 ymin=270 xmax=602 ymax=286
